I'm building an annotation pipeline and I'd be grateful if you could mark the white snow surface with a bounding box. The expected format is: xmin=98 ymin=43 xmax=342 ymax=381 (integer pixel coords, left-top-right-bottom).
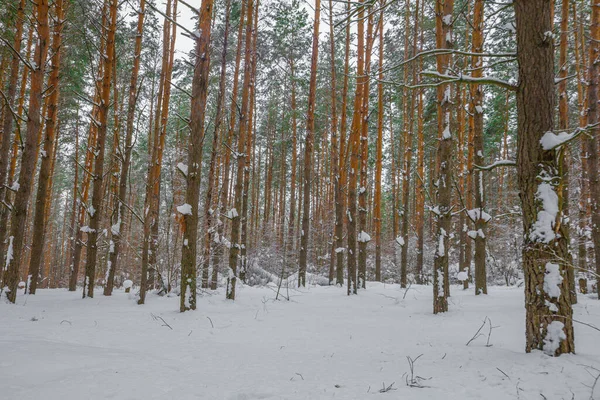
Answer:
xmin=1 ymin=285 xmax=599 ymax=399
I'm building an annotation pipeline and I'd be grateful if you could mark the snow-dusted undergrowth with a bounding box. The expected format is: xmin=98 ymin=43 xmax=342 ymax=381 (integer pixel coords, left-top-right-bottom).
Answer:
xmin=1 ymin=284 xmax=599 ymax=399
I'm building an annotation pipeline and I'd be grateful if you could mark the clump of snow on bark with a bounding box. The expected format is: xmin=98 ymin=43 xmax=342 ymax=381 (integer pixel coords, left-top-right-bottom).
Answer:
xmin=530 ymin=182 xmax=558 ymax=243
xmin=395 ymin=236 xmax=405 ymax=246
xmin=540 ymin=131 xmax=574 ymax=150
xmin=544 ymin=262 xmax=563 ymax=299
xmin=357 ymin=231 xmax=371 ymax=243
xmin=457 ymin=271 xmax=468 ymax=281
xmin=80 ymin=226 xmax=96 ymax=233
xmin=437 ymin=270 xmax=444 ymax=296
xmin=176 ymin=163 xmax=188 ymax=177
xmin=177 ymin=204 xmax=193 ymax=216
xmin=468 ymin=208 xmax=492 ymax=223
xmin=227 ymin=208 xmax=238 ymax=219
xmin=442 ymin=111 xmax=451 ymax=139
xmin=123 ymin=280 xmax=133 ymax=289
xmin=5 ymin=236 xmax=14 ymax=269
xmin=543 ymin=321 xmax=566 ymax=356
xmin=436 ymin=228 xmax=446 ymax=256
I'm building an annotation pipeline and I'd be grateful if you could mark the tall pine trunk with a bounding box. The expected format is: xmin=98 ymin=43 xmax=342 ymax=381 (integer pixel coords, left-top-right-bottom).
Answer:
xmin=298 ymin=0 xmax=321 ymax=287
xmin=514 ymin=0 xmax=574 ymax=355
xmin=4 ymin=0 xmax=50 ymax=303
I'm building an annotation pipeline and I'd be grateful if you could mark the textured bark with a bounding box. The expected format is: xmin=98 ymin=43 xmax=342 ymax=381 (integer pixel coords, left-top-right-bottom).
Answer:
xmin=357 ymin=11 xmax=373 ymax=289
xmin=514 ymin=0 xmax=574 ymax=355
xmin=347 ymin=0 xmax=365 ymax=296
xmin=335 ymin=1 xmax=351 ymax=287
xmin=83 ymin=0 xmax=118 ymax=299
xmin=104 ymin=0 xmax=146 ymax=296
xmin=557 ymin=0 xmax=576 ymax=304
xmin=587 ymin=0 xmax=600 ymax=300
xmin=573 ymin=0 xmax=589 ymax=279
xmin=240 ymin=2 xmax=259 ymax=283
xmin=399 ymin=0 xmax=413 ymax=289
xmin=227 ymin=0 xmax=254 ymax=300
xmin=433 ymin=0 xmax=453 ymax=314
xmin=4 ymin=0 xmax=50 ymax=303
xmin=470 ymin=0 xmax=487 ymax=295
xmin=0 ymin=0 xmax=26 ymax=282
xmin=140 ymin=0 xmax=177 ymax=303
xmin=215 ymin=0 xmax=246 ymax=288
xmin=68 ymin=0 xmax=109 ymax=292
xmin=327 ymin=0 xmax=340 ymax=285
xmin=298 ymin=0 xmax=320 ymax=288
xmin=64 ymin=114 xmax=80 ymax=288
xmin=374 ymin=0 xmax=384 ymax=283
xmin=202 ymin=0 xmax=231 ymax=290
xmin=28 ymin=0 xmax=66 ymax=294
xmin=179 ymin=0 xmax=214 ymax=311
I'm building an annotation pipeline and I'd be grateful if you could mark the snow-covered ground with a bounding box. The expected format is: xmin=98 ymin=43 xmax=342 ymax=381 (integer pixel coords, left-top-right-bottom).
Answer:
xmin=1 ymin=283 xmax=599 ymax=399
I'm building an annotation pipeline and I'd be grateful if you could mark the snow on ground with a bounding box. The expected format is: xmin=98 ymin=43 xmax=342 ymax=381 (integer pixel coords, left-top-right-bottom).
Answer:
xmin=1 ymin=284 xmax=599 ymax=400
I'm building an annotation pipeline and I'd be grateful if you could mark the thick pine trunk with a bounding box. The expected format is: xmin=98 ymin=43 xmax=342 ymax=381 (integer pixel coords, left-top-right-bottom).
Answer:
xmin=514 ymin=0 xmax=575 ymax=355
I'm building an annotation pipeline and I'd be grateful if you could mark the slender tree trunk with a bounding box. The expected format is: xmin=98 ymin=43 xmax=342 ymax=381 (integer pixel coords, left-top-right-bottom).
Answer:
xmin=399 ymin=0 xmax=413 ymax=289
xmin=227 ymin=0 xmax=254 ymax=300
xmin=179 ymin=0 xmax=214 ymax=311
xmin=215 ymin=0 xmax=247 ymax=288
xmin=558 ymin=0 xmax=576 ymax=304
xmin=240 ymin=2 xmax=259 ymax=283
xmin=4 ymin=0 xmax=50 ymax=303
xmin=28 ymin=0 xmax=66 ymax=294
xmin=83 ymin=0 xmax=118 ymax=299
xmin=514 ymin=0 xmax=574 ymax=354
xmin=327 ymin=0 xmax=340 ymax=285
xmin=202 ymin=0 xmax=231 ymax=290
xmin=357 ymin=10 xmax=373 ymax=289
xmin=433 ymin=0 xmax=454 ymax=314
xmin=573 ymin=0 xmax=589 ymax=283
xmin=586 ymin=0 xmax=600 ymax=300
xmin=374 ymin=0 xmax=384 ymax=283
xmin=298 ymin=0 xmax=321 ymax=288
xmin=0 ymin=0 xmax=26 ymax=281
xmin=104 ymin=0 xmax=146 ymax=296
xmin=347 ymin=0 xmax=365 ymax=295
xmin=335 ymin=1 xmax=351 ymax=287
xmin=471 ymin=0 xmax=487 ymax=295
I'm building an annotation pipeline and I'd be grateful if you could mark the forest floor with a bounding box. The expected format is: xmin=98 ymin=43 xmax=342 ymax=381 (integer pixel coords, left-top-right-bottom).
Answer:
xmin=1 ymin=282 xmax=599 ymax=400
